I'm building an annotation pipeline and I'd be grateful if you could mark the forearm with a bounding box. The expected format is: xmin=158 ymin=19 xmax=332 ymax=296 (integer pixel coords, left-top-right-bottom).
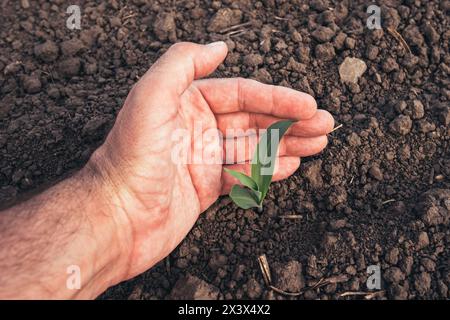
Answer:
xmin=0 ymin=163 xmax=127 ymax=299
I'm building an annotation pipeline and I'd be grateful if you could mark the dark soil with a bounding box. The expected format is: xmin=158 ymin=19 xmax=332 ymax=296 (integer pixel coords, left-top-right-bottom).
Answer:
xmin=1 ymin=0 xmax=449 ymax=300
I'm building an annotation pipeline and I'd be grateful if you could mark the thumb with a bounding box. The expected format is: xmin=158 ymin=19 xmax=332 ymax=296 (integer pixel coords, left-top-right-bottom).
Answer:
xmin=139 ymin=41 xmax=228 ymax=97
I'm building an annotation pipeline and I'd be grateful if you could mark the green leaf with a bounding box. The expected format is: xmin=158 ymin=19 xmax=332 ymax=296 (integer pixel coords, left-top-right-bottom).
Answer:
xmin=229 ymin=185 xmax=262 ymax=209
xmin=251 ymin=120 xmax=294 ymax=201
xmin=224 ymin=168 xmax=259 ymax=191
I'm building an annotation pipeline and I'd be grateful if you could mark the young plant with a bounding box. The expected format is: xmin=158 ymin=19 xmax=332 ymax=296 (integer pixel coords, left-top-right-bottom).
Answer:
xmin=224 ymin=120 xmax=294 ymax=210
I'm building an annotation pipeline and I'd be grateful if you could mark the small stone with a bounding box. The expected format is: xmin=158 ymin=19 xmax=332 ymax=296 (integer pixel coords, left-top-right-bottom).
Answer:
xmin=417 ymin=231 xmax=429 ymax=250
xmin=34 ymin=40 xmax=59 ymax=62
xmin=246 ymin=279 xmax=262 ymax=299
xmin=272 ymin=260 xmax=305 ymax=292
xmin=323 ymin=232 xmax=338 ymax=249
xmin=395 ymin=100 xmax=407 ymax=113
xmin=330 ymin=219 xmax=347 ymax=230
xmin=58 ymin=57 xmax=81 ymax=78
xmin=439 ymin=107 xmax=450 ymax=126
xmin=207 ymin=8 xmax=242 ymax=33
xmin=366 ymin=45 xmax=379 ymax=60
xmin=389 ymin=115 xmax=412 ymax=135
xmin=175 ymin=258 xmax=189 ymax=269
xmin=243 ymin=53 xmax=264 ymax=67
xmin=345 ymin=265 xmax=357 ymax=275
xmin=3 ymin=61 xmax=21 ymax=75
xmin=401 ymin=256 xmax=414 ymax=275
xmin=422 ymin=23 xmax=440 ymax=44
xmin=414 ymin=272 xmax=431 ymax=296
xmin=346 ymin=132 xmax=361 ymax=146
xmin=252 ymin=68 xmax=272 ymax=84
xmin=333 ymin=32 xmax=346 ymax=50
xmin=153 ymin=13 xmax=177 ymax=42
xmin=410 ymin=100 xmax=425 ymax=119
xmin=311 ymin=26 xmax=335 ymax=43
xmin=302 ymin=160 xmax=323 ymax=188
xmin=23 ymin=75 xmax=42 ymax=94
xmin=286 ymin=57 xmax=306 ymax=73
xmin=421 ymin=258 xmax=436 ymax=272
xmin=417 ymin=120 xmax=436 ymax=133
xmin=208 ymin=253 xmax=228 ymax=271
xmin=315 ymin=43 xmax=335 ymax=61
xmin=20 ymin=0 xmax=30 ymax=9
xmin=382 ymin=57 xmax=399 ymax=73
xmin=170 ymin=274 xmax=219 ymax=300
xmin=328 ymin=186 xmax=347 ymax=207
xmin=385 ymin=247 xmax=400 ymax=265
xmin=369 ymin=164 xmax=383 ymax=181
xmin=61 ymin=38 xmax=85 ymax=56
xmin=390 ymin=284 xmax=408 ymax=300
xmin=338 ymin=57 xmax=367 ymax=84
xmin=384 ymin=267 xmax=405 ymax=283
xmin=403 ymin=25 xmax=424 ymax=47
xmin=345 ymin=37 xmax=356 ymax=49
xmin=311 ymin=0 xmax=330 ymax=12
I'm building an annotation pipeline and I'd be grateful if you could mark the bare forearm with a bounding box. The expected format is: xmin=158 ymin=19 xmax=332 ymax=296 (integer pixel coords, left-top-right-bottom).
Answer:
xmin=0 ymin=164 xmax=126 ymax=299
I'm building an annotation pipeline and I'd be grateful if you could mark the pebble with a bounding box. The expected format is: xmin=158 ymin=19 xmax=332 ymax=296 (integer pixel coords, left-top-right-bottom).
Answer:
xmin=389 ymin=115 xmax=412 ymax=135
xmin=58 ymin=57 xmax=81 ymax=78
xmin=302 ymin=160 xmax=323 ymax=188
xmin=311 ymin=26 xmax=335 ymax=43
xmin=246 ymin=278 xmax=262 ymax=299
xmin=382 ymin=57 xmax=399 ymax=73
xmin=153 ymin=12 xmax=177 ymax=42
xmin=346 ymin=132 xmax=361 ymax=146
xmin=369 ymin=164 xmax=383 ymax=181
xmin=416 ymin=231 xmax=430 ymax=250
xmin=243 ymin=53 xmax=264 ymax=67
xmin=207 ymin=8 xmax=242 ymax=33
xmin=34 ymin=40 xmax=59 ymax=62
xmin=61 ymin=38 xmax=85 ymax=56
xmin=23 ymin=75 xmax=42 ymax=94
xmin=339 ymin=57 xmax=367 ymax=84
xmin=384 ymin=267 xmax=405 ymax=283
xmin=272 ymin=260 xmax=305 ymax=292
xmin=315 ymin=43 xmax=335 ymax=61
xmin=169 ymin=274 xmax=219 ymax=300
xmin=414 ymin=272 xmax=431 ymax=295
xmin=410 ymin=100 xmax=425 ymax=119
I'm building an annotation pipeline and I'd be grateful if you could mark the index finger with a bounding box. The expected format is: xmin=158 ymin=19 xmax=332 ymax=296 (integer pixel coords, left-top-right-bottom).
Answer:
xmin=194 ymin=78 xmax=317 ymax=120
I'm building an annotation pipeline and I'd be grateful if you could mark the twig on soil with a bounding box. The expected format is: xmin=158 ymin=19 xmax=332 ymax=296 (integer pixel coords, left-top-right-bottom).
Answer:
xmin=257 ymin=254 xmax=272 ymax=286
xmin=387 ymin=27 xmax=412 ymax=54
xmin=279 ymin=215 xmax=303 ymax=220
xmin=382 ymin=199 xmax=396 ymax=205
xmin=269 ymin=285 xmax=302 ymax=296
xmin=220 ymin=22 xmax=252 ymax=34
xmin=274 ymin=16 xmax=290 ymax=21
xmin=227 ymin=30 xmax=248 ymax=38
xmin=123 ymin=13 xmax=137 ymax=20
xmin=338 ymin=290 xmax=385 ymax=300
xmin=330 ymin=124 xmax=343 ymax=133
xmin=309 ymin=274 xmax=349 ymax=290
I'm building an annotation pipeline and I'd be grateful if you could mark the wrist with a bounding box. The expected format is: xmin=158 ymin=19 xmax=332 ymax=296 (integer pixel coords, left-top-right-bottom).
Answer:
xmin=71 ymin=153 xmax=134 ymax=298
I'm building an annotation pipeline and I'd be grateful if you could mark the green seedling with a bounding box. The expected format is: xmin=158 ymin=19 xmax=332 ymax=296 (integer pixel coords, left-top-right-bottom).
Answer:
xmin=224 ymin=120 xmax=295 ymax=211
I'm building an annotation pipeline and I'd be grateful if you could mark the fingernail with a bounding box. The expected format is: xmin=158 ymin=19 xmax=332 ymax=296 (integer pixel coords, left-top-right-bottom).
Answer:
xmin=207 ymin=41 xmax=227 ymax=49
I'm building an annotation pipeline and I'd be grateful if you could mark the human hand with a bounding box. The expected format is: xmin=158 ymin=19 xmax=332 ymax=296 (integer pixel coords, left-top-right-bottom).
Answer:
xmin=89 ymin=42 xmax=334 ymax=284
